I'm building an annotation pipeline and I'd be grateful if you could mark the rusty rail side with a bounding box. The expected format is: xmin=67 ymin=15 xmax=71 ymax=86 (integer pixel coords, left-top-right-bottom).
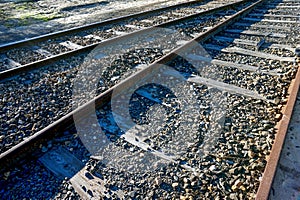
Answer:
xmin=256 ymin=63 xmax=300 ymax=199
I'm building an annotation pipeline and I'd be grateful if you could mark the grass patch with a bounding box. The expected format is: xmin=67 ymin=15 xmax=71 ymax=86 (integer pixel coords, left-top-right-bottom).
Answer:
xmin=18 ymin=12 xmax=61 ymax=21
xmin=3 ymin=12 xmax=62 ymax=27
xmin=15 ymin=2 xmax=34 ymax=11
xmin=31 ymin=13 xmax=60 ymax=21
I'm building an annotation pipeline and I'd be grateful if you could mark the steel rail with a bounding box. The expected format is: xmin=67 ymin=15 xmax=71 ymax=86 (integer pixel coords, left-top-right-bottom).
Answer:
xmin=0 ymin=0 xmax=207 ymax=51
xmin=0 ymin=0 xmax=263 ymax=172
xmin=256 ymin=65 xmax=300 ymax=199
xmin=0 ymin=0 xmax=249 ymax=81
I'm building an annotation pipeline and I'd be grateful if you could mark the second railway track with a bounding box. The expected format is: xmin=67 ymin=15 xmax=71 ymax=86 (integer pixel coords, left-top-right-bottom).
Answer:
xmin=0 ymin=0 xmax=241 ymax=74
xmin=1 ymin=0 xmax=300 ymax=199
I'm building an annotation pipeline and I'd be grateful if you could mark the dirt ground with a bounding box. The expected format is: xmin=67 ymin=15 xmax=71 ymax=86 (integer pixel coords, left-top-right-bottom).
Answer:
xmin=0 ymin=0 xmax=192 ymax=44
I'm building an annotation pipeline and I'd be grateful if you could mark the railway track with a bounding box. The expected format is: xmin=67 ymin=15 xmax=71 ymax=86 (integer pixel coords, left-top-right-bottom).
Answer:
xmin=0 ymin=0 xmax=241 ymax=77
xmin=0 ymin=0 xmax=300 ymax=199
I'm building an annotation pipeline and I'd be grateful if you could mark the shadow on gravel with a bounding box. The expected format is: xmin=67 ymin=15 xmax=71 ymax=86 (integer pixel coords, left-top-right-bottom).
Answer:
xmin=1 ymin=0 xmax=40 ymax=3
xmin=61 ymin=1 xmax=110 ymax=12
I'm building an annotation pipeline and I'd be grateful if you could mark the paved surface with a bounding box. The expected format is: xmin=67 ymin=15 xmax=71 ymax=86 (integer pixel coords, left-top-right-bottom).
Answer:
xmin=270 ymin=87 xmax=300 ymax=200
